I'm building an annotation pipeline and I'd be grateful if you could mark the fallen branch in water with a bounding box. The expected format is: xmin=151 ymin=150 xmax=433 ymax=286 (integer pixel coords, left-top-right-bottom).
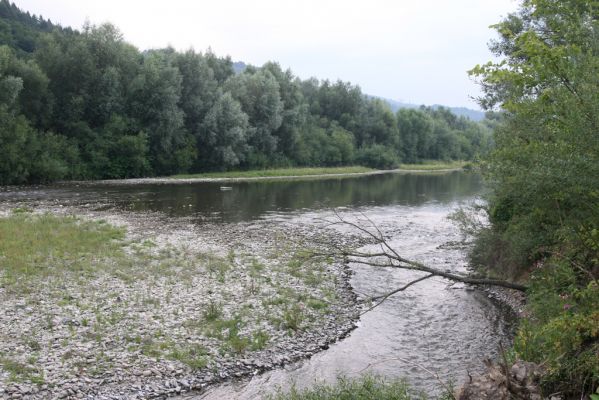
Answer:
xmin=313 ymin=210 xmax=528 ymax=300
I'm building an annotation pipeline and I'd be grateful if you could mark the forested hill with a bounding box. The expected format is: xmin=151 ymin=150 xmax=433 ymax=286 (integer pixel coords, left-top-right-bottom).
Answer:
xmin=0 ymin=0 xmax=493 ymax=185
xmin=0 ymin=0 xmax=72 ymax=53
xmin=375 ymin=97 xmax=486 ymax=121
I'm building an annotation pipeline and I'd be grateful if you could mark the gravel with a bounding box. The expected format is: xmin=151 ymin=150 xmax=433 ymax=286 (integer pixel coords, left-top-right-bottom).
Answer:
xmin=0 ymin=203 xmax=365 ymax=400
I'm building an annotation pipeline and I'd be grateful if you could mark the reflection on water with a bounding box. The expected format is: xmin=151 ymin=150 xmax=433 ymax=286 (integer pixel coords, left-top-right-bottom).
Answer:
xmin=0 ymin=171 xmax=482 ymax=222
xmin=0 ymin=171 xmax=514 ymax=398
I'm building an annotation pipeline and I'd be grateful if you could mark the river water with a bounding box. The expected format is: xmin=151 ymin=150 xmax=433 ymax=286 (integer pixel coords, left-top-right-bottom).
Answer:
xmin=0 ymin=171 xmax=516 ymax=398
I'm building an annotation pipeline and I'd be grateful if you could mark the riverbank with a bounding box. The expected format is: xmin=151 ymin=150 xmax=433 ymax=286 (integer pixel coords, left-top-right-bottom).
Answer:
xmin=0 ymin=171 xmax=519 ymax=400
xmin=0 ymin=205 xmax=364 ymax=399
xmin=94 ymin=163 xmax=466 ymax=185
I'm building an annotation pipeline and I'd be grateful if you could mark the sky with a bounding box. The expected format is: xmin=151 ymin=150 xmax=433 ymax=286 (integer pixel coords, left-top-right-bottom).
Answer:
xmin=13 ymin=0 xmax=519 ymax=109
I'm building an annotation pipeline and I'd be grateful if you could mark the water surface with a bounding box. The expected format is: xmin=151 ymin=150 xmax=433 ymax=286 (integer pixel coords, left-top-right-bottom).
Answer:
xmin=1 ymin=171 xmax=515 ymax=398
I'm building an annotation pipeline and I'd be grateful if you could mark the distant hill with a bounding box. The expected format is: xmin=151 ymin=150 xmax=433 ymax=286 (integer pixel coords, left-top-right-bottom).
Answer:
xmin=0 ymin=0 xmax=71 ymax=54
xmin=377 ymin=97 xmax=486 ymax=121
xmin=232 ymin=61 xmax=247 ymax=74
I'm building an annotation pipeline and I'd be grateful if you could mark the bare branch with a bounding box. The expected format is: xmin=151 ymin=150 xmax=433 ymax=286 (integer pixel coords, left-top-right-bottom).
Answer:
xmin=359 ymin=273 xmax=435 ymax=315
xmin=317 ymin=211 xmax=528 ymax=292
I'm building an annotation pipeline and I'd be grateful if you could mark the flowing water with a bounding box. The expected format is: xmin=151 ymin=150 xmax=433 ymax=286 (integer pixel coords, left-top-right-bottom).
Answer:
xmin=0 ymin=171 xmax=517 ymax=397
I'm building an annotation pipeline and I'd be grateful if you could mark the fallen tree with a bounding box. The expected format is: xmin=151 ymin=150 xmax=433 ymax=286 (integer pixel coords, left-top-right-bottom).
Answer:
xmin=312 ymin=211 xmax=527 ymax=311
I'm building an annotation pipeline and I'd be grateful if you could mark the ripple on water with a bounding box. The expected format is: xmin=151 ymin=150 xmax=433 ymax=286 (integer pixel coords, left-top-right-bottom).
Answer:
xmin=191 ymin=203 xmax=517 ymax=399
xmin=0 ymin=173 xmax=516 ymax=399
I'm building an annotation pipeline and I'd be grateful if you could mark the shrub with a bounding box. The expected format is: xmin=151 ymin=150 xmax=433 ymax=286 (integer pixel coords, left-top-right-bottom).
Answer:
xmin=355 ymin=144 xmax=399 ymax=169
xmin=512 ymin=263 xmax=599 ymax=397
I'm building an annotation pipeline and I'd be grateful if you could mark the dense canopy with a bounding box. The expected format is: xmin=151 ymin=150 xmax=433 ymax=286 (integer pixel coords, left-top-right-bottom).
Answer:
xmin=0 ymin=0 xmax=492 ymax=185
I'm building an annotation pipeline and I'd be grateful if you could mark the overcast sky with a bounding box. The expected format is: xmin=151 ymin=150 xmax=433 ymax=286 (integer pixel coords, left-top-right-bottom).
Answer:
xmin=13 ymin=0 xmax=518 ymax=109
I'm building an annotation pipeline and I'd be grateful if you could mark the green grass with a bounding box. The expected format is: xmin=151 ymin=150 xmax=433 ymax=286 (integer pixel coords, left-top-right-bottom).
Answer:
xmin=268 ymin=374 xmax=433 ymax=400
xmin=170 ymin=163 xmax=466 ymax=180
xmin=398 ymin=160 xmax=467 ymax=171
xmin=170 ymin=166 xmax=375 ymax=179
xmin=0 ymin=353 xmax=45 ymax=384
xmin=167 ymin=343 xmax=209 ymax=370
xmin=0 ymin=212 xmax=125 ymax=287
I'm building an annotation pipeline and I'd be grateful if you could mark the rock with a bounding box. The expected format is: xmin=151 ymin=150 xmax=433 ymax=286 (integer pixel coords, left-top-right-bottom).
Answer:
xmin=458 ymin=360 xmax=544 ymax=400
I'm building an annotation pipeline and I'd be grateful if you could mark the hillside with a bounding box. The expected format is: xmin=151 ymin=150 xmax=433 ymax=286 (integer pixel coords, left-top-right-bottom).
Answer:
xmin=376 ymin=96 xmax=486 ymax=121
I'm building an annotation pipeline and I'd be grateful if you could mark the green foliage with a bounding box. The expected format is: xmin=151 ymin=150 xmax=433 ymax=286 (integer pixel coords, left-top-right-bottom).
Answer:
xmin=199 ymin=91 xmax=249 ymax=169
xmin=268 ymin=374 xmax=428 ymax=400
xmin=0 ymin=353 xmax=44 ymax=384
xmin=203 ymin=300 xmax=223 ymax=322
xmin=512 ymin=263 xmax=599 ymax=396
xmin=470 ymin=1 xmax=599 ymax=397
xmin=171 ymin=166 xmax=373 ymax=179
xmin=0 ymin=2 xmax=492 ymax=185
xmin=167 ymin=343 xmax=208 ymax=370
xmin=0 ymin=212 xmax=125 ymax=286
xmin=251 ymin=329 xmax=270 ymax=351
xmin=283 ymin=304 xmax=305 ymax=331
xmin=356 ymin=144 xmax=399 ymax=169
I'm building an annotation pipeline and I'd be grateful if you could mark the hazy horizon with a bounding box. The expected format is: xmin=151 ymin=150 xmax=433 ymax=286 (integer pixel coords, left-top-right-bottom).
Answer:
xmin=12 ymin=0 xmax=518 ymax=109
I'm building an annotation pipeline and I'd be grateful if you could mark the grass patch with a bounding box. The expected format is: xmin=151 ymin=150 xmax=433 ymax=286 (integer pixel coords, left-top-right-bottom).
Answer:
xmin=203 ymin=316 xmax=255 ymax=355
xmin=268 ymin=374 xmax=431 ymax=400
xmin=0 ymin=212 xmax=125 ymax=287
xmin=167 ymin=343 xmax=209 ymax=370
xmin=200 ymin=253 xmax=231 ymax=282
xmin=251 ymin=329 xmax=270 ymax=351
xmin=398 ymin=160 xmax=466 ymax=171
xmin=170 ymin=166 xmax=375 ymax=179
xmin=203 ymin=300 xmax=223 ymax=322
xmin=0 ymin=353 xmax=45 ymax=384
xmin=283 ymin=304 xmax=305 ymax=331
xmin=170 ymin=163 xmax=464 ymax=181
xmin=306 ymin=298 xmax=328 ymax=311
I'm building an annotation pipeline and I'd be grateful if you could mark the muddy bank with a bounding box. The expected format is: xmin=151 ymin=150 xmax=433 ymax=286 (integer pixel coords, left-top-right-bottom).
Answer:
xmin=0 ymin=203 xmax=366 ymax=400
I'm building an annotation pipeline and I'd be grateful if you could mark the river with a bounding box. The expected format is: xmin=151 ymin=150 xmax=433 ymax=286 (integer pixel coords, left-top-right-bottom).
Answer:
xmin=0 ymin=171 xmax=516 ymax=398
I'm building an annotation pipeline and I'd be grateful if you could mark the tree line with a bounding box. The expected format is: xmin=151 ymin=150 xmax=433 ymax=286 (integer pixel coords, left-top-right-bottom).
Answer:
xmin=0 ymin=0 xmax=492 ymax=185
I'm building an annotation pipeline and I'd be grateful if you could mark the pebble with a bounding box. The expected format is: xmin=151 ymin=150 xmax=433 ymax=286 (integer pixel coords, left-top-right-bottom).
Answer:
xmin=0 ymin=203 xmax=361 ymax=399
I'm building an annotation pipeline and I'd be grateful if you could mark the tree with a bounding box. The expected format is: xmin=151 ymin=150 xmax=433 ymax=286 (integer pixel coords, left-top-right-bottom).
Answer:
xmin=127 ymin=50 xmax=194 ymax=175
xmin=200 ymin=91 xmax=249 ymax=170
xmin=358 ymin=99 xmax=399 ymax=148
xmin=397 ymin=108 xmax=433 ymax=163
xmin=262 ymin=62 xmax=307 ymax=161
xmin=0 ymin=45 xmax=75 ymax=184
xmin=174 ymin=50 xmax=218 ymax=139
xmin=469 ymin=0 xmax=599 ymax=275
xmin=311 ymin=212 xmax=527 ymax=305
xmin=469 ymin=1 xmax=599 ymax=395
xmin=224 ymin=68 xmax=283 ymax=165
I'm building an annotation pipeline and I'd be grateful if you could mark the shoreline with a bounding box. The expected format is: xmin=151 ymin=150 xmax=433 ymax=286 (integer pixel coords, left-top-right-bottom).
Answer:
xmin=84 ymin=167 xmax=465 ymax=186
xmin=0 ymin=178 xmax=520 ymax=400
xmin=0 ymin=203 xmax=363 ymax=400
